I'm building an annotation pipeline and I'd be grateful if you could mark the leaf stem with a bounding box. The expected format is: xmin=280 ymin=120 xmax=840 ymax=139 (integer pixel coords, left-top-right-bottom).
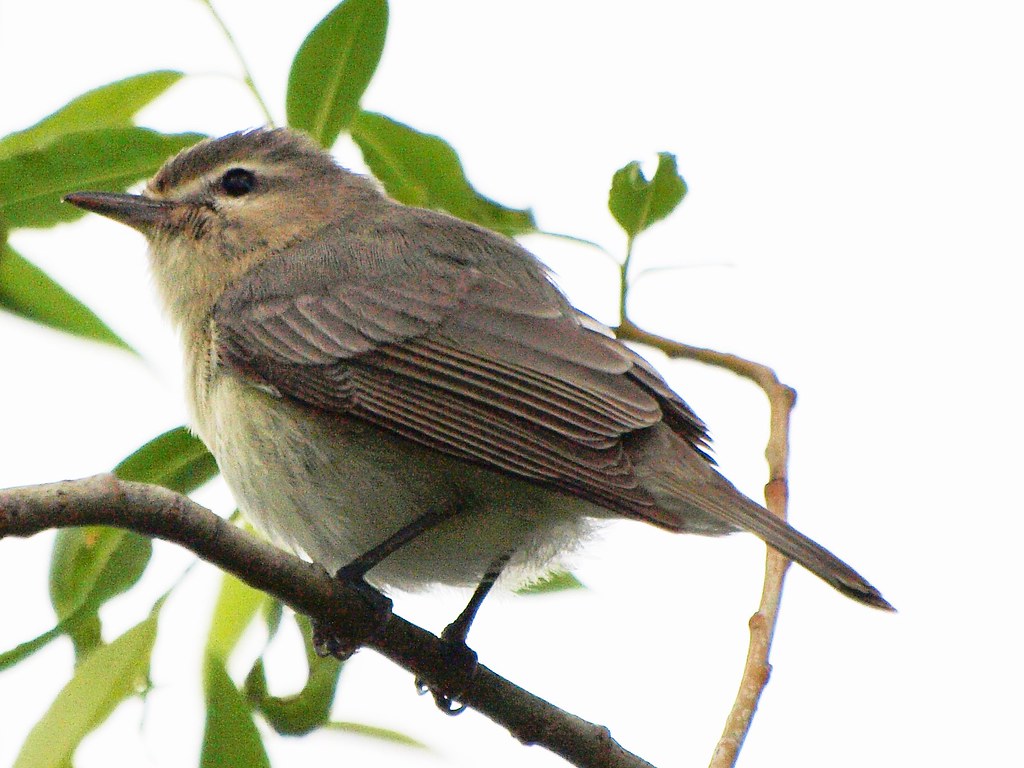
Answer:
xmin=618 ymin=235 xmax=636 ymax=322
xmin=200 ymin=0 xmax=276 ymax=126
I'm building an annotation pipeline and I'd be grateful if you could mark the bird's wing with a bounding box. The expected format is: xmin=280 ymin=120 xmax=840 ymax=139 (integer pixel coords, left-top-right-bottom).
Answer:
xmin=213 ymin=214 xmax=709 ymax=521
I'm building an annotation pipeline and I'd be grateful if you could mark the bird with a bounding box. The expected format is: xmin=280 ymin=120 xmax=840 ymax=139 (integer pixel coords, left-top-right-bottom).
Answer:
xmin=65 ymin=127 xmax=891 ymax=705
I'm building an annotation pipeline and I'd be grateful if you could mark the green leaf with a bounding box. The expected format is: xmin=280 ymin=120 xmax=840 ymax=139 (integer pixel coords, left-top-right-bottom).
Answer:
xmin=286 ymin=0 xmax=388 ymax=148
xmin=114 ymin=425 xmax=218 ymax=494
xmin=608 ymin=152 xmax=687 ymax=239
xmin=244 ymin=615 xmax=342 ymax=735
xmin=0 ymin=127 xmax=204 ymax=229
xmin=45 ymin=428 xmax=215 ymax=660
xmin=13 ymin=607 xmax=160 ymax=768
xmin=516 ymin=569 xmax=586 ymax=595
xmin=0 ymin=242 xmax=134 ymax=351
xmin=323 ymin=721 xmax=428 ymax=749
xmin=352 ymin=111 xmax=536 ymax=236
xmin=48 ymin=528 xmax=152 ymax=619
xmin=49 ymin=527 xmax=152 ymax=659
xmin=262 ymin=597 xmax=284 ymax=642
xmin=0 ymin=627 xmax=64 ymax=672
xmin=0 ymin=604 xmax=102 ymax=672
xmin=0 ymin=71 xmax=184 ymax=161
xmin=201 ymin=654 xmax=271 ymax=768
xmin=206 ymin=573 xmax=265 ymax=660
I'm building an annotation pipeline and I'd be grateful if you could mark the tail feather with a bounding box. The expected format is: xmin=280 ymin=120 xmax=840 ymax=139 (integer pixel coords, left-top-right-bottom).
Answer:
xmin=644 ymin=450 xmax=894 ymax=610
xmin=711 ymin=490 xmax=894 ymax=611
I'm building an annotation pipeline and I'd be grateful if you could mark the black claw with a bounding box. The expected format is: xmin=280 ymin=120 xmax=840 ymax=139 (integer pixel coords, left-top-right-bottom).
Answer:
xmin=436 ymin=693 xmax=468 ymax=715
xmin=312 ymin=622 xmax=354 ymax=659
xmin=414 ymin=677 xmax=467 ymax=714
xmin=311 ymin=571 xmax=393 ymax=661
xmin=415 ymin=630 xmax=479 ymax=715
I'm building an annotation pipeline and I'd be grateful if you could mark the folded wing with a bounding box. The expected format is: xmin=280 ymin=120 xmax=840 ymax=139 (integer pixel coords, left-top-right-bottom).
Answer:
xmin=213 ymin=213 xmax=709 ymax=521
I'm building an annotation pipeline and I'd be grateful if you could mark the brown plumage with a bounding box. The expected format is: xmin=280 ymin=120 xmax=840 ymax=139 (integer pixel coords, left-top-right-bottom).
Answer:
xmin=65 ymin=128 xmax=892 ymax=612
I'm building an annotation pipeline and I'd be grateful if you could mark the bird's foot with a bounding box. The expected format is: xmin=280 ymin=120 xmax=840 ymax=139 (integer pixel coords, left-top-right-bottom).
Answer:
xmin=312 ymin=566 xmax=393 ymax=661
xmin=415 ymin=623 xmax=479 ymax=715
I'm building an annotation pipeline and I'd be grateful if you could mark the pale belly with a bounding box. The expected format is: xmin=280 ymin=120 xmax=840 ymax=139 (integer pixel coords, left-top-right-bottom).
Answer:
xmin=195 ymin=375 xmax=601 ymax=592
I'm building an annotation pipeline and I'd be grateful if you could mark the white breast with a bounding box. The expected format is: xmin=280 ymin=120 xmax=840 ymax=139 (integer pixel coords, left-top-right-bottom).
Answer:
xmin=194 ymin=369 xmax=600 ymax=593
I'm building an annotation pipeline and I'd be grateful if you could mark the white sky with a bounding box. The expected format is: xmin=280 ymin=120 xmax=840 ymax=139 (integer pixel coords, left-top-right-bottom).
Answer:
xmin=1 ymin=2 xmax=1021 ymax=767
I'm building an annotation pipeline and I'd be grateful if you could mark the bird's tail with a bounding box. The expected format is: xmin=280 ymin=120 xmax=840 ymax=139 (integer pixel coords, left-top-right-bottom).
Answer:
xmin=696 ymin=485 xmax=893 ymax=610
xmin=639 ymin=437 xmax=894 ymax=611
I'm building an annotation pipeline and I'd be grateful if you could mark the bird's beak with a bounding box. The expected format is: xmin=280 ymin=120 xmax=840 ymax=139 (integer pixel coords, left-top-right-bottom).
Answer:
xmin=64 ymin=191 xmax=173 ymax=232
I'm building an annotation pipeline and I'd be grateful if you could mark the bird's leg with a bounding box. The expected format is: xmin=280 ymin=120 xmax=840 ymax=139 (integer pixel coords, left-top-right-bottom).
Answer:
xmin=417 ymin=551 xmax=513 ymax=715
xmin=314 ymin=507 xmax=461 ymax=660
xmin=335 ymin=506 xmax=462 ymax=583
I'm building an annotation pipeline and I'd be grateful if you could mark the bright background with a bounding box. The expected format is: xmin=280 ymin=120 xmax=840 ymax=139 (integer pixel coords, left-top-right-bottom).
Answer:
xmin=1 ymin=2 xmax=1021 ymax=766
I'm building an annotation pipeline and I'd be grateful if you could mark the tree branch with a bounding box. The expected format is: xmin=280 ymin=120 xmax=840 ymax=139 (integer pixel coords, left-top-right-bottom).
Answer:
xmin=614 ymin=320 xmax=796 ymax=768
xmin=0 ymin=474 xmax=654 ymax=768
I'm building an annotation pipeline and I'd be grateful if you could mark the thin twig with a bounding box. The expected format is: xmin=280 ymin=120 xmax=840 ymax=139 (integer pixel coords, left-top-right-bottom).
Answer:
xmin=614 ymin=319 xmax=797 ymax=768
xmin=0 ymin=475 xmax=654 ymax=768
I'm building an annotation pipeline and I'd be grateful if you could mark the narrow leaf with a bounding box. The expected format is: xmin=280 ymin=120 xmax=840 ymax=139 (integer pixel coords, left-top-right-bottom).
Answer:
xmin=49 ymin=529 xmax=152 ymax=620
xmin=49 ymin=427 xmax=216 ymax=619
xmin=516 ymin=570 xmax=586 ymax=595
xmin=206 ymin=573 xmax=265 ymax=660
xmin=12 ymin=429 xmax=214 ymax=667
xmin=0 ymin=628 xmax=63 ymax=671
xmin=262 ymin=597 xmax=284 ymax=642
xmin=0 ymin=604 xmax=100 ymax=671
xmin=49 ymin=528 xmax=152 ymax=662
xmin=0 ymin=71 xmax=183 ymax=160
xmin=244 ymin=614 xmax=342 ymax=735
xmin=114 ymin=425 xmax=218 ymax=494
xmin=0 ymin=127 xmax=203 ymax=229
xmin=13 ymin=608 xmax=160 ymax=768
xmin=46 ymin=428 xmax=215 ymax=660
xmin=323 ymin=720 xmax=428 ymax=749
xmin=608 ymin=152 xmax=687 ymax=238
xmin=201 ymin=654 xmax=271 ymax=768
xmin=286 ymin=0 xmax=388 ymax=147
xmin=0 ymin=242 xmax=134 ymax=351
xmin=352 ymin=111 xmax=536 ymax=236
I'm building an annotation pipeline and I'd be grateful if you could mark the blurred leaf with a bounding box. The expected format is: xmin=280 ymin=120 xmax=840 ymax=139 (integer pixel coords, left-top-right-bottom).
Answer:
xmin=49 ymin=427 xmax=216 ymax=620
xmin=202 ymin=654 xmax=271 ymax=768
xmin=286 ymin=0 xmax=388 ymax=148
xmin=352 ymin=111 xmax=536 ymax=236
xmin=46 ymin=428 xmax=216 ymax=660
xmin=63 ymin=614 xmax=104 ymax=661
xmin=0 ymin=127 xmax=203 ymax=229
xmin=13 ymin=606 xmax=160 ymax=768
xmin=244 ymin=614 xmax=342 ymax=735
xmin=0 ymin=242 xmax=134 ymax=351
xmin=608 ymin=152 xmax=687 ymax=239
xmin=0 ymin=603 xmax=100 ymax=671
xmin=323 ymin=720 xmax=428 ymax=749
xmin=0 ymin=71 xmax=183 ymax=160
xmin=516 ymin=570 xmax=585 ymax=595
xmin=114 ymin=425 xmax=218 ymax=494
xmin=49 ymin=526 xmax=152 ymax=661
xmin=262 ymin=596 xmax=284 ymax=642
xmin=206 ymin=573 xmax=265 ymax=660
xmin=0 ymin=628 xmax=62 ymax=671
xmin=49 ymin=528 xmax=152 ymax=621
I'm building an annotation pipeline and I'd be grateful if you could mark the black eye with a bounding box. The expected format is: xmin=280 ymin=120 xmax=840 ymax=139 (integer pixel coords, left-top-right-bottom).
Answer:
xmin=220 ymin=167 xmax=257 ymax=197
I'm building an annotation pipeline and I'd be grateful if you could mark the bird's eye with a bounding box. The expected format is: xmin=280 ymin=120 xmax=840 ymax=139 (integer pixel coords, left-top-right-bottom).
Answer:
xmin=220 ymin=167 xmax=257 ymax=197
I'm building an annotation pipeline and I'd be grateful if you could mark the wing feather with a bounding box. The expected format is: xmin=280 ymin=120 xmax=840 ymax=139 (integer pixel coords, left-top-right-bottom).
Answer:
xmin=213 ymin=211 xmax=709 ymax=519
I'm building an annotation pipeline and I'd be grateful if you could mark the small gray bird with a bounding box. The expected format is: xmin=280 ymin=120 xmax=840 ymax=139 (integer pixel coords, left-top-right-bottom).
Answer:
xmin=65 ymin=128 xmax=890 ymax=665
